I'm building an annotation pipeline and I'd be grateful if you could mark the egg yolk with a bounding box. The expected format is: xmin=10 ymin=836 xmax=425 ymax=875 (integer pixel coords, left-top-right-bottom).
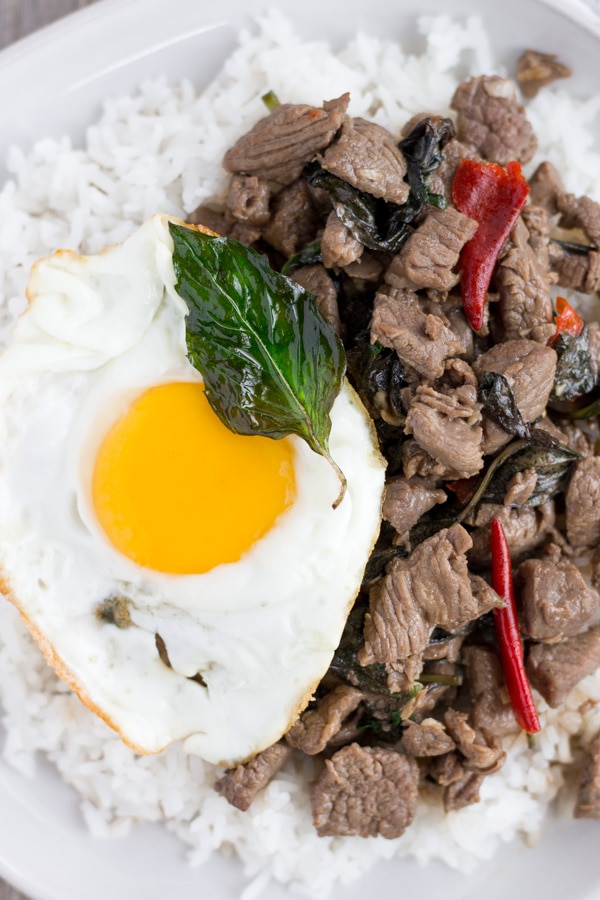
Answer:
xmin=92 ymin=381 xmax=296 ymax=574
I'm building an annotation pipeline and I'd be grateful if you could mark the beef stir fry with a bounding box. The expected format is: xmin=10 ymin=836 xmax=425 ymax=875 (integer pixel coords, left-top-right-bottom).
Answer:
xmin=196 ymin=54 xmax=600 ymax=836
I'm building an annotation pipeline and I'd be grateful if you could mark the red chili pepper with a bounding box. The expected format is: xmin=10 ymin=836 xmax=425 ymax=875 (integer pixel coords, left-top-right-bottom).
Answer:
xmin=490 ymin=517 xmax=541 ymax=734
xmin=444 ymin=476 xmax=479 ymax=505
xmin=452 ymin=159 xmax=530 ymax=332
xmin=548 ymin=295 xmax=585 ymax=346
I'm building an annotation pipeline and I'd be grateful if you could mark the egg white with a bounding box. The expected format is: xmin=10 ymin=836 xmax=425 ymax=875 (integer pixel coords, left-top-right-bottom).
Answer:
xmin=0 ymin=215 xmax=385 ymax=765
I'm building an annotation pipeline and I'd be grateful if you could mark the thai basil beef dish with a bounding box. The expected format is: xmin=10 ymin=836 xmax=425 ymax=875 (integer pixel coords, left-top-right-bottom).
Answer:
xmin=2 ymin=10 xmax=600 ymax=896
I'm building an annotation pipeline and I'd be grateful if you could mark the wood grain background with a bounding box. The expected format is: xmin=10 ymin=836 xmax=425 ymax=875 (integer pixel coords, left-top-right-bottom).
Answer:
xmin=0 ymin=2 xmax=101 ymax=895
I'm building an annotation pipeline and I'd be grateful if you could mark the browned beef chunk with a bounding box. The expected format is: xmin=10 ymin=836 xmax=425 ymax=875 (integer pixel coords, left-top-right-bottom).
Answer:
xmin=285 ymin=684 xmax=363 ymax=755
xmin=187 ymin=204 xmax=228 ymax=234
xmin=404 ymin=380 xmax=483 ymax=480
xmin=262 ymin=178 xmax=320 ymax=257
xmin=495 ymin=214 xmax=554 ymax=344
xmin=359 ymin=524 xmax=502 ymax=687
xmin=381 ymin=475 xmax=447 ymax=536
xmin=557 ymin=191 xmax=600 ymax=248
xmin=320 ymin=117 xmax=409 ymax=205
xmin=462 ymin=644 xmax=518 ymax=736
xmin=401 ymin=718 xmax=456 ymax=757
xmin=549 ymin=244 xmax=600 ymax=293
xmin=503 ymin=468 xmax=538 ymax=506
xmin=574 ymin=731 xmax=600 ymax=819
xmin=526 ymin=624 xmax=600 ymax=707
xmin=223 ymin=94 xmax=349 ymax=188
xmin=450 ymin=75 xmax=537 ymax=165
xmin=565 ymin=457 xmax=600 ymax=550
xmin=311 ymin=743 xmax=419 ymax=838
xmin=215 ymin=741 xmax=292 ymax=811
xmin=443 ymin=769 xmax=487 ymax=812
xmin=516 ymin=50 xmax=571 ymax=99
xmin=427 ymin=137 xmax=478 ymax=202
xmin=516 ymin=550 xmax=599 ymax=642
xmin=467 ymin=501 xmax=556 ymax=567
xmin=226 ymin=174 xmax=271 ymax=226
xmin=371 ymin=287 xmax=464 ymax=381
xmin=384 ymin=206 xmax=477 ymax=292
xmin=290 ymin=264 xmax=341 ymax=334
xmin=444 ymin=709 xmax=506 ymax=774
xmin=342 ymin=252 xmax=384 ymax=282
xmin=472 ymin=339 xmax=557 ymax=455
xmin=321 ymin=209 xmax=363 ymax=268
xmin=588 ymin=321 xmax=600 ymax=382
xmin=528 ymin=160 xmax=563 ymax=215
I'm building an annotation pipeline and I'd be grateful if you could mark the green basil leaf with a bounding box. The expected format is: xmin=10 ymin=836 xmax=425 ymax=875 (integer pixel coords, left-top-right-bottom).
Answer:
xmin=169 ymin=224 xmax=347 ymax=502
xmin=550 ymin=327 xmax=596 ymax=403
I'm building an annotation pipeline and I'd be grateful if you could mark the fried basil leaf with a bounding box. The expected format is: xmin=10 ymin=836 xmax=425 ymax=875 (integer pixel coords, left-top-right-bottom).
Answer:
xmin=170 ymin=224 xmax=347 ymax=500
xmin=280 ymin=238 xmax=323 ymax=274
xmin=397 ymin=115 xmax=455 ymax=207
xmin=550 ymin=327 xmax=596 ymax=403
xmin=346 ymin=335 xmax=407 ymax=417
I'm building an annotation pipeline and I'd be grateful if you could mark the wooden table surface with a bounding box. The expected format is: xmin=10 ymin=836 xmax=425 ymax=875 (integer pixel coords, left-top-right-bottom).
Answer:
xmin=0 ymin=4 xmax=101 ymax=896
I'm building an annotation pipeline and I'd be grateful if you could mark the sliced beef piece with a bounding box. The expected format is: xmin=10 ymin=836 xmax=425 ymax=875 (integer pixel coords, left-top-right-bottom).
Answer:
xmin=262 ymin=178 xmax=321 ymax=257
xmin=370 ymin=286 xmax=464 ymax=381
xmin=311 ymin=743 xmax=419 ymax=838
xmin=290 ymin=264 xmax=341 ymax=334
xmin=450 ymin=75 xmax=537 ymax=165
xmin=565 ymin=457 xmax=600 ymax=550
xmin=443 ymin=769 xmax=487 ymax=812
xmin=444 ymin=709 xmax=506 ymax=774
xmin=320 ymin=117 xmax=410 ymax=205
xmin=401 ymin=718 xmax=456 ymax=757
xmin=342 ymin=252 xmax=384 ymax=283
xmin=321 ymin=208 xmax=363 ymax=268
xmin=495 ymin=213 xmax=555 ymax=344
xmin=187 ymin=204 xmax=228 ymax=235
xmin=381 ymin=475 xmax=447 ymax=537
xmin=285 ymin=684 xmax=363 ymax=755
xmin=588 ymin=321 xmax=600 ymax=382
xmin=215 ymin=741 xmax=292 ymax=811
xmin=226 ymin=174 xmax=270 ymax=226
xmin=556 ymin=191 xmax=600 ymax=249
xmin=574 ymin=731 xmax=600 ymax=819
xmin=427 ymin=137 xmax=479 ymax=202
xmin=462 ymin=644 xmax=518 ymax=736
xmin=429 ymin=749 xmax=464 ymax=787
xmin=549 ymin=243 xmax=600 ymax=293
xmin=385 ymin=206 xmax=477 ymax=292
xmin=516 ymin=552 xmax=599 ymax=642
xmin=359 ymin=524 xmax=502 ymax=686
xmin=223 ymin=94 xmax=349 ymax=189
xmin=528 ymin=160 xmax=563 ymax=215
xmin=516 ymin=50 xmax=572 ymax=99
xmin=467 ymin=501 xmax=556 ymax=567
xmin=526 ymin=624 xmax=600 ymax=707
xmin=404 ymin=380 xmax=483 ymax=480
xmin=472 ymin=339 xmax=557 ymax=455
xmin=229 ymin=221 xmax=262 ymax=246
xmin=547 ymin=416 xmax=596 ymax=458
xmin=503 ymin=468 xmax=538 ymax=506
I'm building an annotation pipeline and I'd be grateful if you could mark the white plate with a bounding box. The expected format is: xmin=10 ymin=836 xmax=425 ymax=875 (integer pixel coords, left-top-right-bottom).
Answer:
xmin=2 ymin=0 xmax=600 ymax=898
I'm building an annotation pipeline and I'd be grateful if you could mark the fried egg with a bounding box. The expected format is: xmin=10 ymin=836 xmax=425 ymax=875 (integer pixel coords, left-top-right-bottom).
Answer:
xmin=0 ymin=214 xmax=385 ymax=766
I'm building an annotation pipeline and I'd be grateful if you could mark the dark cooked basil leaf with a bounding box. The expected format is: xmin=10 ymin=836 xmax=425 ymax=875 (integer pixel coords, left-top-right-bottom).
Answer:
xmin=479 ymin=440 xmax=579 ymax=507
xmin=550 ymin=327 xmax=596 ymax=403
xmin=170 ymin=224 xmax=347 ymax=500
xmin=572 ymin=395 xmax=600 ymax=419
xmin=306 ymin=164 xmax=414 ymax=252
xmin=478 ymin=371 xmax=530 ymax=438
xmin=478 ymin=371 xmax=559 ymax=448
xmin=397 ymin=115 xmax=455 ymax=208
xmin=280 ymin=238 xmax=322 ymax=274
xmin=346 ymin=334 xmax=407 ymax=418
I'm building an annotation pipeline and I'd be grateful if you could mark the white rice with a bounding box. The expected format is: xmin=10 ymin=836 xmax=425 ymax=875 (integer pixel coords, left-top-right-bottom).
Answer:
xmin=1 ymin=9 xmax=600 ymax=899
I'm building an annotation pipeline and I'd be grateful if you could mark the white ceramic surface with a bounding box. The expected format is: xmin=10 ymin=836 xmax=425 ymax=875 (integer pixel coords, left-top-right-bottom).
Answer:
xmin=1 ymin=0 xmax=600 ymax=898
